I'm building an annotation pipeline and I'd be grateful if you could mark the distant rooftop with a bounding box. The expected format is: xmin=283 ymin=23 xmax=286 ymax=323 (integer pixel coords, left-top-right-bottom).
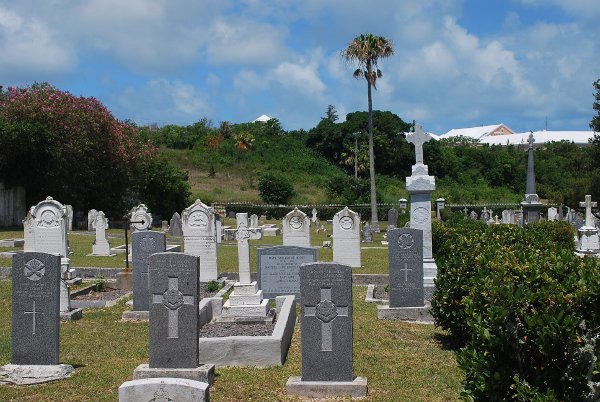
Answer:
xmin=440 ymin=124 xmax=514 ymax=139
xmin=253 ymin=114 xmax=272 ymax=122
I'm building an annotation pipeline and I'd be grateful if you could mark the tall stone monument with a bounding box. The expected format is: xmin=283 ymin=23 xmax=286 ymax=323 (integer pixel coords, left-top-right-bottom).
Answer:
xmin=521 ymin=133 xmax=543 ymax=224
xmin=332 ymin=207 xmax=361 ymax=268
xmin=283 ymin=207 xmax=311 ymax=247
xmin=405 ymin=126 xmax=437 ymax=301
xmin=182 ymin=199 xmax=219 ymax=281
xmin=576 ymin=195 xmax=600 ymax=256
xmin=286 ymin=262 xmax=367 ymax=398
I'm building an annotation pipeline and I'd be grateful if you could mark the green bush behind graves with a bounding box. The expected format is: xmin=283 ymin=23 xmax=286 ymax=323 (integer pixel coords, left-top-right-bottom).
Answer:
xmin=431 ymin=220 xmax=600 ymax=400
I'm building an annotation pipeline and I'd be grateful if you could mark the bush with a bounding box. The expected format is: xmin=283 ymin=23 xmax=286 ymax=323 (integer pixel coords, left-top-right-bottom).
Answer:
xmin=431 ymin=220 xmax=600 ymax=400
xmin=257 ymin=172 xmax=295 ymax=204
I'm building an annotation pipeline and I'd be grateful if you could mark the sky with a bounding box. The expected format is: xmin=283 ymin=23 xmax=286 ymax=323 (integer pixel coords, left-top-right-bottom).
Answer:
xmin=1 ymin=0 xmax=599 ymax=135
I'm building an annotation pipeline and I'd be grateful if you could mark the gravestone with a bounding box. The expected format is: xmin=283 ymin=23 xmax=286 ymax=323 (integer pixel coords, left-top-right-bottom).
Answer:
xmin=300 ymin=263 xmax=353 ymax=381
xmin=65 ymin=205 xmax=73 ymax=231
xmin=470 ymin=210 xmax=478 ymax=220
xmin=91 ymin=211 xmax=112 ymax=256
xmin=387 ymin=228 xmax=424 ymax=307
xmin=576 ymin=195 xmax=600 ymax=255
xmin=286 ymin=262 xmax=367 ymax=398
xmin=363 ymin=222 xmax=372 ymax=242
xmin=283 ymin=207 xmax=310 ymax=247
xmin=11 ymin=252 xmax=61 ymax=365
xmin=387 ymin=208 xmax=398 ymax=229
xmin=314 ymin=217 xmax=321 ymax=232
xmin=149 ymin=253 xmax=199 ymax=369
xmin=502 ymin=209 xmax=515 ymax=224
xmin=119 ymin=378 xmax=209 ymax=402
xmin=311 ymin=208 xmax=317 ymax=223
xmin=22 ymin=210 xmax=35 ymax=252
xmin=257 ymin=246 xmax=317 ymax=299
xmin=182 ymin=199 xmax=218 ymax=281
xmin=547 ymin=207 xmax=558 ymax=221
xmin=332 ymin=207 xmax=361 ymax=268
xmin=132 ymin=231 xmax=166 ymax=311
xmin=215 ymin=215 xmax=223 ymax=244
xmin=87 ymin=209 xmax=98 ymax=231
xmin=130 ymin=204 xmax=152 ymax=231
xmin=481 ymin=207 xmax=490 ymax=222
xmin=169 ymin=212 xmax=183 ymax=237
xmin=250 ymin=214 xmax=259 ymax=228
xmin=161 ymin=221 xmax=169 ymax=231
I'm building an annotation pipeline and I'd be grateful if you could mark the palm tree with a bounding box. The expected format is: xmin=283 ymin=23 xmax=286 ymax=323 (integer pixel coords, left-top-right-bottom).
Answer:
xmin=342 ymin=33 xmax=394 ymax=231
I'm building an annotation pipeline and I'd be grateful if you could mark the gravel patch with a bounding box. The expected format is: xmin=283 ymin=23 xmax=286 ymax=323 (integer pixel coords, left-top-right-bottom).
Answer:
xmin=199 ymin=321 xmax=276 ymax=338
xmin=374 ymin=285 xmax=390 ymax=301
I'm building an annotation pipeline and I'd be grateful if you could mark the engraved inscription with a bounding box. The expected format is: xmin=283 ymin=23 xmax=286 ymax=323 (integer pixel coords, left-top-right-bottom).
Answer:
xmin=24 ymin=259 xmax=45 ymax=281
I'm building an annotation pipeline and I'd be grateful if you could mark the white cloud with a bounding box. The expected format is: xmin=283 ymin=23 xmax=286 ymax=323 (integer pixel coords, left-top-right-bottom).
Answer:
xmin=272 ymin=59 xmax=326 ymax=95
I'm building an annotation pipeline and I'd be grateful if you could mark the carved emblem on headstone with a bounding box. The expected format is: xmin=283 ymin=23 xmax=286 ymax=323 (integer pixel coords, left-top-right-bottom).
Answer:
xmin=188 ymin=211 xmax=208 ymax=228
xmin=24 ymin=258 xmax=45 ymax=281
xmin=162 ymin=288 xmax=184 ymax=310
xmin=398 ymin=234 xmax=414 ymax=249
xmin=412 ymin=207 xmax=428 ymax=224
xmin=290 ymin=216 xmax=303 ymax=230
xmin=315 ymin=299 xmax=338 ymax=323
xmin=39 ymin=210 xmax=59 ymax=228
xmin=141 ymin=236 xmax=156 ymax=251
xmin=150 ymin=385 xmax=173 ymax=402
xmin=339 ymin=216 xmax=353 ymax=230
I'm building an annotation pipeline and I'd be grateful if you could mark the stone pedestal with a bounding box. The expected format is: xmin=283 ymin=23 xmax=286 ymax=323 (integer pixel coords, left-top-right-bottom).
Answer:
xmin=220 ymin=282 xmax=271 ymax=321
xmin=286 ymin=376 xmax=368 ymax=399
xmin=576 ymin=226 xmax=600 ymax=256
xmin=521 ymin=194 xmax=544 ymax=224
xmin=406 ymin=164 xmax=437 ymax=301
xmin=133 ymin=363 xmax=215 ymax=385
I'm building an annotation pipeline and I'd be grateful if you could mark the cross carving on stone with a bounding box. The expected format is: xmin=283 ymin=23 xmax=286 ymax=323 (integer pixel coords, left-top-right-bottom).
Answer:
xmin=304 ymin=288 xmax=349 ymax=352
xmin=406 ymin=125 xmax=432 ymax=165
xmin=580 ymin=195 xmax=597 ymax=227
xmin=152 ymin=277 xmax=194 ymax=338
xmin=236 ymin=222 xmax=262 ymax=284
xmin=399 ymin=262 xmax=412 ymax=282
xmin=24 ymin=300 xmax=43 ymax=335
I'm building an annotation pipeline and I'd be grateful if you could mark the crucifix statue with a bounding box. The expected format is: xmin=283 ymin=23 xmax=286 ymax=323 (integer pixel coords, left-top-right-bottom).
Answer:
xmin=235 ymin=221 xmax=262 ymax=284
xmin=406 ymin=125 xmax=433 ymax=165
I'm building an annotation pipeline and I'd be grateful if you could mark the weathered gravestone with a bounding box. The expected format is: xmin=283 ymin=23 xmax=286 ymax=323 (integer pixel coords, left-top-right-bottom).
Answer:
xmin=119 ymin=378 xmax=209 ymax=402
xmin=283 ymin=207 xmax=310 ymax=247
xmin=311 ymin=208 xmax=318 ymax=223
xmin=250 ymin=214 xmax=259 ymax=228
xmin=132 ymin=252 xmax=215 ymax=384
xmin=257 ymin=245 xmax=317 ymax=299
xmin=130 ymin=204 xmax=152 ymax=231
xmin=87 ymin=209 xmax=98 ymax=231
xmin=363 ymin=222 xmax=372 ymax=242
xmin=132 ymin=231 xmax=166 ymax=312
xmin=22 ymin=210 xmax=34 ymax=252
xmin=0 ymin=252 xmax=75 ymax=385
xmin=332 ymin=207 xmax=361 ymax=268
xmin=388 ymin=228 xmax=423 ymax=307
xmin=287 ymin=262 xmax=367 ymax=398
xmin=387 ymin=208 xmax=398 ymax=229
xmin=182 ymin=199 xmax=218 ymax=281
xmin=470 ymin=210 xmax=478 ymax=220
xmin=11 ymin=252 xmax=61 ymax=365
xmin=547 ymin=207 xmax=558 ymax=221
xmin=91 ymin=211 xmax=112 ymax=256
xmin=169 ymin=212 xmax=183 ymax=237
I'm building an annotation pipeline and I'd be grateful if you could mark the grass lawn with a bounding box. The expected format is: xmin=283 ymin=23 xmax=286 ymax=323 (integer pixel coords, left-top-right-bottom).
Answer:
xmin=0 ymin=281 xmax=463 ymax=401
xmin=1 ymin=219 xmax=392 ymax=275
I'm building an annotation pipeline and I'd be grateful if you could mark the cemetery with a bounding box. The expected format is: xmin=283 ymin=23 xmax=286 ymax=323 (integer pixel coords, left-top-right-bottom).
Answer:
xmin=1 ymin=20 xmax=600 ymax=401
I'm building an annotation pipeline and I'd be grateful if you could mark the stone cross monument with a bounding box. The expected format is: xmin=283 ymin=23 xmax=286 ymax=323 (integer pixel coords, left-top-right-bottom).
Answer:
xmin=521 ymin=133 xmax=543 ymax=224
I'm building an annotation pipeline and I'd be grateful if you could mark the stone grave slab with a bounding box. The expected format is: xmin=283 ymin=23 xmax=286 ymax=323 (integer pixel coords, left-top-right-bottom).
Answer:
xmin=119 ymin=378 xmax=209 ymax=402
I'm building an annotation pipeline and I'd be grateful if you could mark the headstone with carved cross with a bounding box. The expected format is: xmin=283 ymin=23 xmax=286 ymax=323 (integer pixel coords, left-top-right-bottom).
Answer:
xmin=132 ymin=231 xmax=166 ymax=311
xmin=300 ymin=262 xmax=353 ymax=382
xmin=576 ymin=195 xmax=600 ymax=255
xmin=148 ymin=252 xmax=199 ymax=369
xmin=388 ymin=228 xmax=424 ymax=307
xmin=11 ymin=252 xmax=61 ymax=365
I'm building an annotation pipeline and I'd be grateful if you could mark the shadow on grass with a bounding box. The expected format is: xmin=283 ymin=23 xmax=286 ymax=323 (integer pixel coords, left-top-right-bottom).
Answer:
xmin=433 ymin=331 xmax=463 ymax=351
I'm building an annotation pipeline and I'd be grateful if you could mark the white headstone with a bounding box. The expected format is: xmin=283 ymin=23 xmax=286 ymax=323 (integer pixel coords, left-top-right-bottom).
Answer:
xmin=181 ymin=199 xmax=219 ymax=281
xmin=283 ymin=208 xmax=310 ymax=247
xmin=129 ymin=204 xmax=152 ymax=231
xmin=250 ymin=214 xmax=259 ymax=228
xmin=235 ymin=216 xmax=262 ymax=284
xmin=91 ymin=211 xmax=111 ymax=256
xmin=332 ymin=207 xmax=361 ymax=268
xmin=87 ymin=209 xmax=98 ymax=231
xmin=23 ymin=209 xmax=35 ymax=252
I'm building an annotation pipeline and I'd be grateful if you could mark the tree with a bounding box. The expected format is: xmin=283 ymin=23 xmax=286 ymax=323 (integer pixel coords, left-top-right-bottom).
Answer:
xmin=342 ymin=33 xmax=394 ymax=229
xmin=591 ymin=79 xmax=600 ymax=133
xmin=0 ymin=83 xmax=157 ymax=214
xmin=322 ymin=104 xmax=339 ymax=122
xmin=258 ymin=172 xmax=295 ymax=204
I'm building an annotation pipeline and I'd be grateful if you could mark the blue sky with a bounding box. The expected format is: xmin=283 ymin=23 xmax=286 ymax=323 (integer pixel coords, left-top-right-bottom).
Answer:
xmin=1 ymin=0 xmax=599 ymax=134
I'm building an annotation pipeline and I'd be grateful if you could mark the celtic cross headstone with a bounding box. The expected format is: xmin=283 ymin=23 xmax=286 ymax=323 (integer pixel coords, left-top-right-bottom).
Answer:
xmin=387 ymin=228 xmax=424 ymax=307
xmin=149 ymin=252 xmax=199 ymax=369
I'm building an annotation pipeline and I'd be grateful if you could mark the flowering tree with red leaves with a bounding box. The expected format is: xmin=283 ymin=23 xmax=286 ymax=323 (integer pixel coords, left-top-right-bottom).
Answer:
xmin=0 ymin=83 xmax=159 ymax=214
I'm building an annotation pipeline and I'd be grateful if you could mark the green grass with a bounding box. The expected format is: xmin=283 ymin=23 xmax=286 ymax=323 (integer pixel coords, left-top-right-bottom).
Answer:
xmin=0 ymin=282 xmax=462 ymax=401
xmin=1 ymin=220 xmax=392 ymax=274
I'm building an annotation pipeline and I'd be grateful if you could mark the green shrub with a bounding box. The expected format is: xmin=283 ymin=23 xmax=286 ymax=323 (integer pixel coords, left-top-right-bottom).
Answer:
xmin=431 ymin=220 xmax=600 ymax=400
xmin=94 ymin=276 xmax=106 ymax=292
xmin=257 ymin=172 xmax=295 ymax=205
xmin=205 ymin=280 xmax=221 ymax=293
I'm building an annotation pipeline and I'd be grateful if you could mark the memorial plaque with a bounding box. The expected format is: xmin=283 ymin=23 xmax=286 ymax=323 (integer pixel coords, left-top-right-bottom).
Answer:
xmin=258 ymin=246 xmax=317 ymax=299
xmin=149 ymin=252 xmax=199 ymax=369
xmin=12 ymin=252 xmax=61 ymax=365
xmin=132 ymin=231 xmax=166 ymax=311
xmin=300 ymin=262 xmax=353 ymax=382
xmin=388 ymin=228 xmax=424 ymax=307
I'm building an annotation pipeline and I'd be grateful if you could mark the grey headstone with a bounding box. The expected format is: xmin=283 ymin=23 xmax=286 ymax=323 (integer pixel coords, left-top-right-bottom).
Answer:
xmin=300 ymin=262 xmax=353 ymax=382
xmin=387 ymin=228 xmax=424 ymax=307
xmin=169 ymin=212 xmax=183 ymax=237
xmin=119 ymin=378 xmax=209 ymax=402
xmin=257 ymin=246 xmax=317 ymax=299
xmin=363 ymin=223 xmax=372 ymax=242
xmin=149 ymin=252 xmax=199 ymax=369
xmin=387 ymin=208 xmax=398 ymax=228
xmin=12 ymin=252 xmax=61 ymax=365
xmin=132 ymin=231 xmax=166 ymax=311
